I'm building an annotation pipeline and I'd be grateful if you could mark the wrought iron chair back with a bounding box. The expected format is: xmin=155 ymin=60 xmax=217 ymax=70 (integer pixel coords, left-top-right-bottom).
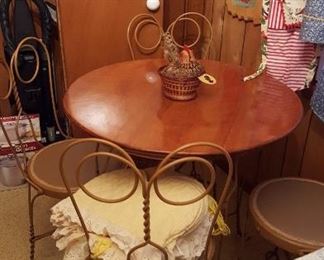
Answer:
xmin=0 ymin=36 xmax=72 ymax=259
xmin=127 ymin=12 xmax=214 ymax=60
xmin=59 ymin=138 xmax=233 ymax=259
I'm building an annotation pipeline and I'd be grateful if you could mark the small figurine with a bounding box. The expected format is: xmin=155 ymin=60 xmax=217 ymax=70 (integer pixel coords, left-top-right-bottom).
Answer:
xmin=160 ymin=38 xmax=204 ymax=80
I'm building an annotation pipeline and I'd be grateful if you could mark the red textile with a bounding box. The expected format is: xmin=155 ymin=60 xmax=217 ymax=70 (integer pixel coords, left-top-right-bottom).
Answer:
xmin=266 ymin=0 xmax=315 ymax=91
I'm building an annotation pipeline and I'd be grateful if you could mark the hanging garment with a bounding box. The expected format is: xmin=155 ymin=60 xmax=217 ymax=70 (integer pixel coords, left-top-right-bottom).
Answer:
xmin=281 ymin=0 xmax=306 ymax=28
xmin=226 ymin=0 xmax=263 ymax=24
xmin=300 ymin=0 xmax=324 ymax=44
xmin=266 ymin=0 xmax=316 ymax=91
xmin=245 ymin=0 xmax=317 ymax=92
xmin=300 ymin=0 xmax=324 ymax=122
xmin=311 ymin=49 xmax=324 ymax=122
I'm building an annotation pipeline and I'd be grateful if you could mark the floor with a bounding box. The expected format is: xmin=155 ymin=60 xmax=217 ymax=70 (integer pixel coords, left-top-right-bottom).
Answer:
xmin=0 ymin=179 xmax=282 ymax=260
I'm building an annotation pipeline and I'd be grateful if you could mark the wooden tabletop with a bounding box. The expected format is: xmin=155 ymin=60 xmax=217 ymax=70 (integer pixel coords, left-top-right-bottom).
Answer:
xmin=64 ymin=59 xmax=303 ymax=158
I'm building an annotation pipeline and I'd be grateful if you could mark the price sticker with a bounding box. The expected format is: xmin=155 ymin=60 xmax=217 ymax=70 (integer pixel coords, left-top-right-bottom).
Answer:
xmin=198 ymin=73 xmax=217 ymax=85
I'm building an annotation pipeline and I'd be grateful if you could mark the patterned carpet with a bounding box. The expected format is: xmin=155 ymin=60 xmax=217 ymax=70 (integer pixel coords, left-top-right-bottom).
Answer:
xmin=0 ymin=183 xmax=276 ymax=260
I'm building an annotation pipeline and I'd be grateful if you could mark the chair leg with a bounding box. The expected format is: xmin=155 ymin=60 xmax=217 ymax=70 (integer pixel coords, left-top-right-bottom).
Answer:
xmin=206 ymin=237 xmax=217 ymax=260
xmin=28 ymin=184 xmax=35 ymax=260
xmin=237 ymin=202 xmax=250 ymax=259
xmin=28 ymin=184 xmax=43 ymax=260
xmin=214 ymin=199 xmax=230 ymax=260
xmin=233 ymin=155 xmax=245 ymax=237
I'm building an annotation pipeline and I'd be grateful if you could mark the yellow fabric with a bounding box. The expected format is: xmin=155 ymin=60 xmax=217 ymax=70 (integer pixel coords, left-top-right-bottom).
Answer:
xmin=90 ymin=236 xmax=112 ymax=259
xmin=208 ymin=197 xmax=231 ymax=236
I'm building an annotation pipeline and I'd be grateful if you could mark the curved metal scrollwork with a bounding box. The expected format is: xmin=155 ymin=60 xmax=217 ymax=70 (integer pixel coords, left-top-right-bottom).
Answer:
xmin=60 ymin=139 xmax=233 ymax=259
xmin=127 ymin=11 xmax=214 ymax=60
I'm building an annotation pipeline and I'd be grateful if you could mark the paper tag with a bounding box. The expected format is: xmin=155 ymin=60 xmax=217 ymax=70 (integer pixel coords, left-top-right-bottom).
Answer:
xmin=199 ymin=73 xmax=217 ymax=85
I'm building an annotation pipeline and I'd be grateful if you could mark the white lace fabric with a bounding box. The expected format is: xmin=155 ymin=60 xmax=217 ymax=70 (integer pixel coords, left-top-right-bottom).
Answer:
xmin=50 ymin=168 xmax=215 ymax=259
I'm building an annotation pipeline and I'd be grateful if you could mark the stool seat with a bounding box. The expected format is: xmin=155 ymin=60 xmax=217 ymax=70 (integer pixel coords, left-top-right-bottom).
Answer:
xmin=28 ymin=139 xmax=99 ymax=199
xmin=249 ymin=178 xmax=324 ymax=255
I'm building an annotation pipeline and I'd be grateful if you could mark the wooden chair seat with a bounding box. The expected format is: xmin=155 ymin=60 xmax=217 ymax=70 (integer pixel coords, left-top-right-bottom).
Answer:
xmin=249 ymin=178 xmax=324 ymax=255
xmin=27 ymin=139 xmax=99 ymax=199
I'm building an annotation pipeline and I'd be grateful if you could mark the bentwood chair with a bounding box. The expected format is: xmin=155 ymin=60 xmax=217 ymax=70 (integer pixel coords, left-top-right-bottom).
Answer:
xmin=54 ymin=139 xmax=234 ymax=259
xmin=0 ymin=37 xmax=114 ymax=260
xmin=249 ymin=178 xmax=324 ymax=259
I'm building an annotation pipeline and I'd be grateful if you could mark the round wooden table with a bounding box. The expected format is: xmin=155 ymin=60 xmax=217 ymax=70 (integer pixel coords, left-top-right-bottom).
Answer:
xmin=64 ymin=59 xmax=303 ymax=159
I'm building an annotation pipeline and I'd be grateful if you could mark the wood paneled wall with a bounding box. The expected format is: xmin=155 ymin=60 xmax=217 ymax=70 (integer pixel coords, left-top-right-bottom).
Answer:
xmin=165 ymin=0 xmax=323 ymax=184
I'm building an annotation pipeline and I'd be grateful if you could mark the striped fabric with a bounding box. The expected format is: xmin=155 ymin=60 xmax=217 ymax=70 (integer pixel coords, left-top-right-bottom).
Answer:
xmin=268 ymin=0 xmax=285 ymax=29
xmin=266 ymin=0 xmax=316 ymax=91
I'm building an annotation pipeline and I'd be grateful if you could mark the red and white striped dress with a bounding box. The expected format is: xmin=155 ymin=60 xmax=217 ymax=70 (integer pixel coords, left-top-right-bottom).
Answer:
xmin=266 ymin=0 xmax=316 ymax=91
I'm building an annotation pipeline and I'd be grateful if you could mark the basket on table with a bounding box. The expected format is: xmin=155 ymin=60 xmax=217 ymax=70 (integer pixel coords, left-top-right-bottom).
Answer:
xmin=158 ymin=65 xmax=203 ymax=101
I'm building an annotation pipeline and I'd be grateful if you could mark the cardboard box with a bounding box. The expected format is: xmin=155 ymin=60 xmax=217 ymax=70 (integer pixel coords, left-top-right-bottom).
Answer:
xmin=0 ymin=114 xmax=42 ymax=156
xmin=0 ymin=115 xmax=41 ymax=186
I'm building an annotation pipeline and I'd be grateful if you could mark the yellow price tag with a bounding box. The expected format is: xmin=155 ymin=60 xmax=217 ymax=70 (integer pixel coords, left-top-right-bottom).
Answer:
xmin=199 ymin=73 xmax=217 ymax=85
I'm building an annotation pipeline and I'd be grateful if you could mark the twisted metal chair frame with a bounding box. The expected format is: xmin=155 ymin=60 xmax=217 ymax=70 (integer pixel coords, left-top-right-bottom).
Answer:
xmin=0 ymin=36 xmax=72 ymax=259
xmin=59 ymin=138 xmax=233 ymax=259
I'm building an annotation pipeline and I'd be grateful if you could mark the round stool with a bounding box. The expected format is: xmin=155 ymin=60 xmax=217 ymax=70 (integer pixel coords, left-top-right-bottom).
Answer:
xmin=249 ymin=178 xmax=324 ymax=256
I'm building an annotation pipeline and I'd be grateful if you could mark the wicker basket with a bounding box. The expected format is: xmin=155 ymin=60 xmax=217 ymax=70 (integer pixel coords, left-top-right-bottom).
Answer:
xmin=158 ymin=67 xmax=201 ymax=101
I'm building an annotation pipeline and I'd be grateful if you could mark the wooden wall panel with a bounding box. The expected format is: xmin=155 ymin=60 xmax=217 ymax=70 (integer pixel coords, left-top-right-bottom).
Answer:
xmin=219 ymin=12 xmax=246 ymax=64
xmin=241 ymin=22 xmax=261 ymax=75
xmin=300 ymin=115 xmax=324 ymax=182
xmin=237 ymin=150 xmax=262 ymax=190
xmin=281 ymin=95 xmax=313 ymax=177
xmin=56 ymin=0 xmax=164 ymax=87
xmin=183 ymin=0 xmax=206 ymax=58
xmin=257 ymin=139 xmax=287 ymax=182
xmin=163 ymin=0 xmax=185 ymax=30
xmin=204 ymin=0 xmax=226 ymax=60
